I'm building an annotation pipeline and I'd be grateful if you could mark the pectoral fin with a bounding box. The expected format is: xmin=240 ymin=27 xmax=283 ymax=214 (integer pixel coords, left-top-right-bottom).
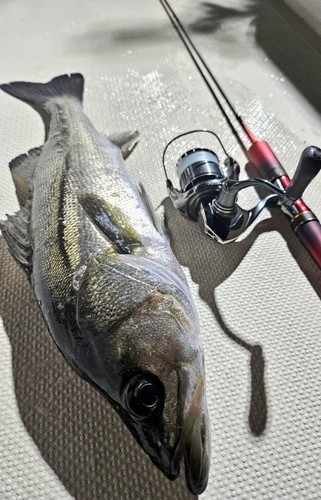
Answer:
xmin=78 ymin=193 xmax=142 ymax=254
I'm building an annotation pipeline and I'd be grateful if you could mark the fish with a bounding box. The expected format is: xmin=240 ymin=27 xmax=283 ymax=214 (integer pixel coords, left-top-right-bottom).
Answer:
xmin=0 ymin=73 xmax=210 ymax=495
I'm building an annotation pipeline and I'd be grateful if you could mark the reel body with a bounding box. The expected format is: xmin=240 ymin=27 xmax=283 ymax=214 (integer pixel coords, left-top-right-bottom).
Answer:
xmin=164 ymin=131 xmax=321 ymax=244
xmin=169 ymin=147 xmax=239 ymax=221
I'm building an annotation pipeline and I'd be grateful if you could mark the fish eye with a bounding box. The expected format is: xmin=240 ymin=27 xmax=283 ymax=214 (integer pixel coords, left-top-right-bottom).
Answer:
xmin=124 ymin=374 xmax=165 ymax=419
xmin=136 ymin=381 xmax=159 ymax=407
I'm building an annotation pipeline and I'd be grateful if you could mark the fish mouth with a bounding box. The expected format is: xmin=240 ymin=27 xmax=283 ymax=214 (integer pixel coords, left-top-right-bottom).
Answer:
xmin=153 ymin=369 xmax=210 ymax=495
xmin=183 ymin=404 xmax=210 ymax=495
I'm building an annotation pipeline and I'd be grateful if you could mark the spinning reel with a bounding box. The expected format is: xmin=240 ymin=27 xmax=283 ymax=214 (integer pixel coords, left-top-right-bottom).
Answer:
xmin=164 ymin=130 xmax=321 ymax=244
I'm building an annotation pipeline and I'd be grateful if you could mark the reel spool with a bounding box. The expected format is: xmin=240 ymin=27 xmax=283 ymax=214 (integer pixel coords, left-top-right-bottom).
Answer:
xmin=163 ymin=129 xmax=239 ymax=221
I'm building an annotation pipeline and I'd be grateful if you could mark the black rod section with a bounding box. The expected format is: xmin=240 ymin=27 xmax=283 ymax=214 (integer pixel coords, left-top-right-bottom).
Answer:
xmin=159 ymin=0 xmax=249 ymax=156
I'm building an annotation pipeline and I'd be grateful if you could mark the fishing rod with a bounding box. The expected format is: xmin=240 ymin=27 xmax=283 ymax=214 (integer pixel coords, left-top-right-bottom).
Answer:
xmin=159 ymin=0 xmax=321 ymax=268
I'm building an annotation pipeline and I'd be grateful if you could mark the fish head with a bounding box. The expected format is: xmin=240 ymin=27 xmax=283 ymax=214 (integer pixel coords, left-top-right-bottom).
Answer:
xmin=74 ymin=254 xmax=211 ymax=495
xmin=110 ymin=291 xmax=211 ymax=495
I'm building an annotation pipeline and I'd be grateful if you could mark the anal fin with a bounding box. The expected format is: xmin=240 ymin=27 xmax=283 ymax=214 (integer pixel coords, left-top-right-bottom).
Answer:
xmin=138 ymin=183 xmax=165 ymax=235
xmin=108 ymin=130 xmax=139 ymax=159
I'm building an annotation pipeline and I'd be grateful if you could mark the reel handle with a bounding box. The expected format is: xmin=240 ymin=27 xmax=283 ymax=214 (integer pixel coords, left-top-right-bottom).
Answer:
xmin=286 ymin=146 xmax=321 ymax=201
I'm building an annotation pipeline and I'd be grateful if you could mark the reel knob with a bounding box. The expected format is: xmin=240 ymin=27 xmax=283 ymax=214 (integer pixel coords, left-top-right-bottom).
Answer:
xmin=286 ymin=146 xmax=321 ymax=201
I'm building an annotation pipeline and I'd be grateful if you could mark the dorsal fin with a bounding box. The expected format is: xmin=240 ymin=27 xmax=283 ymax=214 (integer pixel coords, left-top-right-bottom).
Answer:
xmin=9 ymin=146 xmax=42 ymax=176
xmin=8 ymin=147 xmax=42 ymax=206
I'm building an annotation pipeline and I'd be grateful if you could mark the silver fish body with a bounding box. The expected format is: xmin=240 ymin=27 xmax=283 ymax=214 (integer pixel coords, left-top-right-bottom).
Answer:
xmin=0 ymin=74 xmax=210 ymax=494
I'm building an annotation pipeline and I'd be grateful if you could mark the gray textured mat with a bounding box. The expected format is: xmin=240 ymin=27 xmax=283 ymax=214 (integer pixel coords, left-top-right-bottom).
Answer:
xmin=1 ymin=1 xmax=321 ymax=499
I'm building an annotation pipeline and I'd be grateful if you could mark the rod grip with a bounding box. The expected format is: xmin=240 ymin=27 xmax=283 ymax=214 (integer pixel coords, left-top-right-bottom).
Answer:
xmin=291 ymin=214 xmax=321 ymax=268
xmin=248 ymin=141 xmax=287 ymax=181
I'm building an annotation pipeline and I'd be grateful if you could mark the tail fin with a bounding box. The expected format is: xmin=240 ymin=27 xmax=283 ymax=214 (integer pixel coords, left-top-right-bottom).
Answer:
xmin=0 ymin=73 xmax=84 ymax=139
xmin=0 ymin=73 xmax=84 ymax=107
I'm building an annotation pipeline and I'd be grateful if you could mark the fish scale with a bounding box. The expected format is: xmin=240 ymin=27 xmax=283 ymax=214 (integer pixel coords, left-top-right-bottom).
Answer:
xmin=0 ymin=73 xmax=210 ymax=495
